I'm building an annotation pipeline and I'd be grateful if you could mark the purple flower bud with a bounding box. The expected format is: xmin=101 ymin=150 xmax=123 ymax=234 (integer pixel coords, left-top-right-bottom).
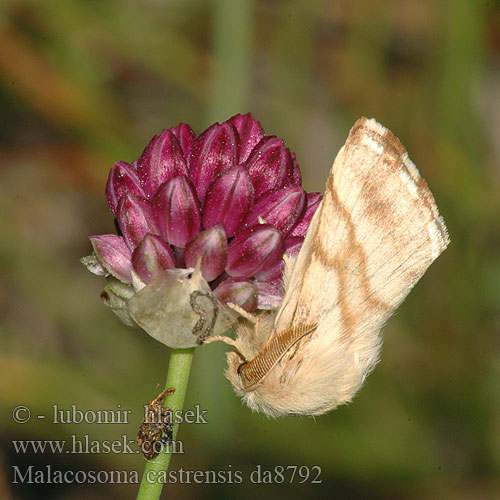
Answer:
xmin=290 ymin=152 xmax=302 ymax=186
xmin=245 ymin=186 xmax=306 ymax=236
xmin=228 ymin=113 xmax=264 ymax=163
xmin=253 ymin=260 xmax=283 ymax=286
xmin=105 ymin=161 xmax=145 ymax=215
xmin=202 ymin=165 xmax=254 ymax=237
xmin=213 ymin=278 xmax=258 ymax=312
xmin=184 ymin=224 xmax=228 ymax=282
xmin=117 ymin=194 xmax=159 ymax=250
xmin=169 ymin=122 xmax=196 ymax=160
xmin=189 ymin=122 xmax=240 ymax=203
xmin=137 ymin=129 xmax=189 ymax=198
xmin=284 ymin=235 xmax=304 ymax=257
xmin=244 ymin=136 xmax=293 ymax=197
xmin=153 ymin=175 xmax=201 ymax=248
xmin=132 ymin=234 xmax=176 ymax=283
xmin=254 ymin=235 xmax=304 ymax=284
xmin=89 ymin=234 xmax=133 ymax=283
xmin=226 ymin=224 xmax=285 ymax=277
xmin=289 ymin=192 xmax=322 ymax=237
xmin=255 ymin=281 xmax=283 ymax=309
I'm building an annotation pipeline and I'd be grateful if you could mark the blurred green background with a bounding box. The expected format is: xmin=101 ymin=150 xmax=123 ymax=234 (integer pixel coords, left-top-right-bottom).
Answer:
xmin=1 ymin=0 xmax=499 ymax=498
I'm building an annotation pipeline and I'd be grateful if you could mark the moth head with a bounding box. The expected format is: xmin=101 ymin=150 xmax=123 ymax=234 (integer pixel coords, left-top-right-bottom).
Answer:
xmin=223 ymin=311 xmax=277 ymax=394
xmin=225 ymin=350 xmax=282 ymax=417
xmin=225 ymin=350 xmax=247 ymax=395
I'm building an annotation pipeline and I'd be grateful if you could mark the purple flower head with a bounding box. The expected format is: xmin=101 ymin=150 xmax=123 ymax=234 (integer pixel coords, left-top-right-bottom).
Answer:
xmin=83 ymin=113 xmax=322 ymax=325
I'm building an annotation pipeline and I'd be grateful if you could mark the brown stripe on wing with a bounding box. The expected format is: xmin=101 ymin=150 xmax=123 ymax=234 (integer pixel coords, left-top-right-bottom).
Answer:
xmin=349 ymin=117 xmax=449 ymax=230
xmin=312 ymin=185 xmax=394 ymax=322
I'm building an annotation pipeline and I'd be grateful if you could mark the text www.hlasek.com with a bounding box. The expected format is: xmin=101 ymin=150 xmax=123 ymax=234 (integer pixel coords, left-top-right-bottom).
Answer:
xmin=12 ymin=435 xmax=184 ymax=455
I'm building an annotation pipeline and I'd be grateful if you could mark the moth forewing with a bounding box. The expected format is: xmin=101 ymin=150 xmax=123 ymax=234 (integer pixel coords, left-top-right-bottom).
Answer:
xmin=225 ymin=117 xmax=449 ymax=417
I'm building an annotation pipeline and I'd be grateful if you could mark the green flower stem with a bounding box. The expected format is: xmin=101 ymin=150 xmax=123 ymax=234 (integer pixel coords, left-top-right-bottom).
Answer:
xmin=208 ymin=0 xmax=252 ymax=121
xmin=136 ymin=347 xmax=195 ymax=500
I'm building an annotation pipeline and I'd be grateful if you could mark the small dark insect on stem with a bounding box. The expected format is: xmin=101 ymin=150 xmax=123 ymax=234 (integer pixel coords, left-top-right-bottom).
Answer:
xmin=136 ymin=387 xmax=175 ymax=460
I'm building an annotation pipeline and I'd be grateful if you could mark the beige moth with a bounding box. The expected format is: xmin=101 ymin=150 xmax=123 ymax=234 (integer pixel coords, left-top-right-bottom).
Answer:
xmin=207 ymin=117 xmax=449 ymax=417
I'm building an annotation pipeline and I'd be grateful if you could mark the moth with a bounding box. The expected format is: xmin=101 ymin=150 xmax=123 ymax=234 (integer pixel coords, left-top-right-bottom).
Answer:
xmin=137 ymin=387 xmax=175 ymax=459
xmin=208 ymin=117 xmax=449 ymax=417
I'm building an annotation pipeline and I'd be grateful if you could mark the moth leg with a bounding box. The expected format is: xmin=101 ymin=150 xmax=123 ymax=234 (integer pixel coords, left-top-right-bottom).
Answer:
xmin=226 ymin=302 xmax=257 ymax=324
xmin=203 ymin=335 xmax=240 ymax=348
